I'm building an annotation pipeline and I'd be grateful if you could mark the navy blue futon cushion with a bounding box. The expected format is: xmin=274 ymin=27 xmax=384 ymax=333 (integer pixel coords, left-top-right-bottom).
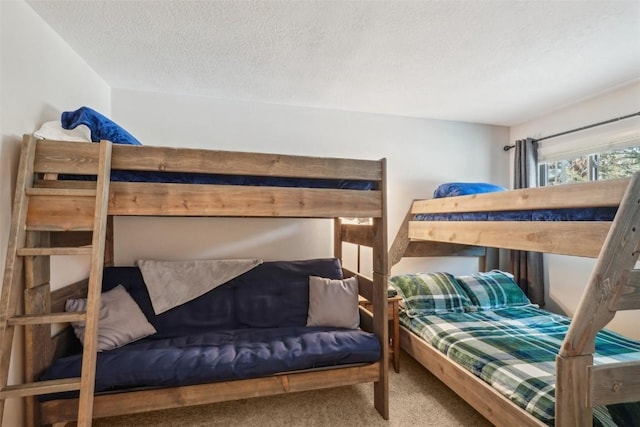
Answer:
xmin=234 ymin=258 xmax=344 ymax=328
xmin=41 ymin=326 xmax=380 ymax=394
xmin=102 ymin=258 xmax=344 ymax=338
xmin=102 ymin=267 xmax=236 ymax=339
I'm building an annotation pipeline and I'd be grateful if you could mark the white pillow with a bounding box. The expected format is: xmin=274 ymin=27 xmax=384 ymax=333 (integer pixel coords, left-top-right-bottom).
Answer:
xmin=65 ymin=285 xmax=157 ymax=352
xmin=306 ymin=276 xmax=359 ymax=329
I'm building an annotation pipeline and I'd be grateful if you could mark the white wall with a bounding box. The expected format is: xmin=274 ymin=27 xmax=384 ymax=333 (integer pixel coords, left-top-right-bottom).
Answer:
xmin=112 ymin=89 xmax=509 ymax=276
xmin=510 ymin=80 xmax=640 ymax=339
xmin=0 ymin=1 xmax=110 ymax=425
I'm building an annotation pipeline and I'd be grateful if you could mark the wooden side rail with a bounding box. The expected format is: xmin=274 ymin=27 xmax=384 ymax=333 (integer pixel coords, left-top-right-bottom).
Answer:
xmin=614 ymin=269 xmax=640 ymax=311
xmin=409 ymin=221 xmax=610 ymax=258
xmin=411 ymin=177 xmax=629 ymax=214
xmin=589 ymin=361 xmax=640 ymax=406
xmin=34 ymin=139 xmax=384 ymax=181
xmin=340 ymin=224 xmax=375 ymax=247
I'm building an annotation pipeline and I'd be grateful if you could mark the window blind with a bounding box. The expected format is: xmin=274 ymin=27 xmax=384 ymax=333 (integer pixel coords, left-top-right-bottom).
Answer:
xmin=538 ymin=115 xmax=640 ymax=162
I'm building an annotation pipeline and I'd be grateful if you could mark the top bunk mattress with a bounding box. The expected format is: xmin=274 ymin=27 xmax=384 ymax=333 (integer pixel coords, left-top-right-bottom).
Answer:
xmin=60 ymin=170 xmax=376 ymax=190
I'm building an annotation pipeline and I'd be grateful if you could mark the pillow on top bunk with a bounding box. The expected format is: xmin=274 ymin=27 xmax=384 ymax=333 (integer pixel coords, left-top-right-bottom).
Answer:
xmin=388 ymin=272 xmax=472 ymax=316
xmin=306 ymin=276 xmax=359 ymax=329
xmin=65 ymin=285 xmax=157 ymax=352
xmin=61 ymin=106 xmax=143 ymax=146
xmin=455 ymin=270 xmax=532 ymax=310
xmin=433 ymin=182 xmax=506 ymax=198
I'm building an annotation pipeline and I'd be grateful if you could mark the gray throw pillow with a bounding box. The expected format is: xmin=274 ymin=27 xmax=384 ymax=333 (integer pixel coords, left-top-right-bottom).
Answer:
xmin=65 ymin=284 xmax=157 ymax=352
xmin=306 ymin=276 xmax=359 ymax=329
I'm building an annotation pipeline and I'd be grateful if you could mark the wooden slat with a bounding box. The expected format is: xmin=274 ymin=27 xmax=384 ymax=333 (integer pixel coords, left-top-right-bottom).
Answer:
xmin=50 ymin=231 xmax=93 ymax=248
xmin=556 ymin=354 xmax=592 ymax=427
xmin=411 ymin=178 xmax=629 ymax=214
xmin=589 ymin=361 xmax=640 ymax=406
xmin=400 ymin=327 xmax=544 ymax=427
xmin=40 ymin=364 xmax=381 ymax=424
xmin=8 ymin=312 xmax=85 ymax=326
xmin=18 ymin=247 xmax=92 ymax=256
xmin=33 ymin=139 xmax=383 ymax=181
xmin=50 ymin=279 xmax=89 ymax=314
xmin=344 ymin=268 xmax=374 ymax=302
xmin=33 ymin=140 xmax=101 ymax=175
xmin=341 ymin=224 xmax=374 ymax=247
xmin=26 ymin=188 xmax=96 ymax=197
xmin=26 ymin=194 xmax=95 ymax=231
xmin=614 ymin=270 xmax=640 ymax=310
xmin=108 ymin=182 xmax=382 ymax=218
xmin=403 ymin=241 xmax=485 ymax=258
xmin=34 ymin=179 xmax=97 ymax=190
xmin=409 ymin=221 xmax=610 ymax=258
xmin=0 ymin=378 xmax=80 ymax=399
xmin=111 ymin=144 xmax=383 ymax=180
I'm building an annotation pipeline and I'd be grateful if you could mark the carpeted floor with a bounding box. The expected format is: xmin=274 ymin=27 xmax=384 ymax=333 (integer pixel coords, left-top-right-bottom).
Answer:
xmin=91 ymin=351 xmax=492 ymax=427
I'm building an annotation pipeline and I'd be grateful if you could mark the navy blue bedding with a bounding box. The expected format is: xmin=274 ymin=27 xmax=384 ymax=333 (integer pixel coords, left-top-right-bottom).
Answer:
xmin=424 ymin=182 xmax=617 ymax=221
xmin=69 ymin=170 xmax=376 ymax=190
xmin=40 ymin=326 xmax=380 ymax=397
xmin=415 ymin=206 xmax=617 ymax=222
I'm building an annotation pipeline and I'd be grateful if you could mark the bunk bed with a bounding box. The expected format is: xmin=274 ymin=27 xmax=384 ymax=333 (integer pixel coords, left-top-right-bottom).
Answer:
xmin=388 ymin=177 xmax=640 ymax=427
xmin=4 ymin=129 xmax=389 ymax=426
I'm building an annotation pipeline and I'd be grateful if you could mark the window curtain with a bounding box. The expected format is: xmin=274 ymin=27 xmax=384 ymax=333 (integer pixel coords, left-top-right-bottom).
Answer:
xmin=511 ymin=138 xmax=545 ymax=307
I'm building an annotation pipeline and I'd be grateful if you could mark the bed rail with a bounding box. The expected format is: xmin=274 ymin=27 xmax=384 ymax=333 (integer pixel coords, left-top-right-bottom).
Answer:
xmin=408 ymin=177 xmax=631 ymax=258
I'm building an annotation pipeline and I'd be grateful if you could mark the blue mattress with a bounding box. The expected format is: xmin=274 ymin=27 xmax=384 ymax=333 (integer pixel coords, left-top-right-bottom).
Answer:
xmin=40 ymin=326 xmax=380 ymax=398
xmin=61 ymin=170 xmax=376 ymax=190
xmin=415 ymin=206 xmax=617 ymax=222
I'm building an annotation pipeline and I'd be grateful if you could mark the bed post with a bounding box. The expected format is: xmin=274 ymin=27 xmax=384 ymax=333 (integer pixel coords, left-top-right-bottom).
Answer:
xmin=557 ymin=171 xmax=640 ymax=426
xmin=372 ymin=158 xmax=389 ymax=419
xmin=104 ymin=216 xmax=114 ymax=267
xmin=23 ymin=231 xmax=52 ymax=427
xmin=333 ymin=218 xmax=342 ymax=264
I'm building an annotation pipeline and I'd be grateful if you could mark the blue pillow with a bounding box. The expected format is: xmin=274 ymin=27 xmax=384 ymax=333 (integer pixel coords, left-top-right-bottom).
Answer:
xmin=433 ymin=182 xmax=506 ymax=198
xmin=61 ymin=106 xmax=142 ymax=146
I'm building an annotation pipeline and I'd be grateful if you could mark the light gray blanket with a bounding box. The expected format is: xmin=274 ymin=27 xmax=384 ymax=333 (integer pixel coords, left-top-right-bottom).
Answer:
xmin=137 ymin=258 xmax=262 ymax=314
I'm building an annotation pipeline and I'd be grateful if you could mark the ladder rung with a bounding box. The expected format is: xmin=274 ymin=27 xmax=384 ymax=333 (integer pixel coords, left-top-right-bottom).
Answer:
xmin=17 ymin=246 xmax=93 ymax=256
xmin=0 ymin=378 xmax=81 ymax=399
xmin=8 ymin=312 xmax=86 ymax=326
xmin=26 ymin=188 xmax=97 ymax=197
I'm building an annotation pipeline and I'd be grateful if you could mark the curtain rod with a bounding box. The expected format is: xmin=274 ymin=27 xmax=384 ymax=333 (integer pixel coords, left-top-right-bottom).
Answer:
xmin=503 ymin=111 xmax=640 ymax=151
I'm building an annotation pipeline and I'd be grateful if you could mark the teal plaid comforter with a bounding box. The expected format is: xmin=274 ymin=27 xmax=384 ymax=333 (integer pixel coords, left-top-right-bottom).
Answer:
xmin=400 ymin=306 xmax=640 ymax=426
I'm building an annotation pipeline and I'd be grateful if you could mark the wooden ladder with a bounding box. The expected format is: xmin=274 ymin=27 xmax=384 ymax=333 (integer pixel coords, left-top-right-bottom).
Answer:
xmin=0 ymin=135 xmax=112 ymax=426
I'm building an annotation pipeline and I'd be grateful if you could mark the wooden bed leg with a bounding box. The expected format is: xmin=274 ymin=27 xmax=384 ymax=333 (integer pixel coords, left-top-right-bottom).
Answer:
xmin=556 ymin=354 xmax=592 ymax=427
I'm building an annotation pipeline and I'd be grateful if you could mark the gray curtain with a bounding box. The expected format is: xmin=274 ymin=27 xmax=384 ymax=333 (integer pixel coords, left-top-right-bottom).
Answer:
xmin=511 ymin=138 xmax=545 ymax=307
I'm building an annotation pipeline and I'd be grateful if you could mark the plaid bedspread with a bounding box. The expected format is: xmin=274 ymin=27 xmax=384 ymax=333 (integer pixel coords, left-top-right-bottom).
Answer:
xmin=400 ymin=306 xmax=640 ymax=426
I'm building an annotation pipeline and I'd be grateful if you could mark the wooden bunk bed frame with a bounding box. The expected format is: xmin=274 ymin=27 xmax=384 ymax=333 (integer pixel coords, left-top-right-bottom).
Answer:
xmin=1 ymin=135 xmax=389 ymax=426
xmin=390 ymin=175 xmax=640 ymax=427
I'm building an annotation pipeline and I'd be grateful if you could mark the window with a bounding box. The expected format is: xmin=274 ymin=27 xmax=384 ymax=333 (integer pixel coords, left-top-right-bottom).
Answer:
xmin=536 ymin=115 xmax=640 ymax=186
xmin=539 ymin=146 xmax=640 ymax=186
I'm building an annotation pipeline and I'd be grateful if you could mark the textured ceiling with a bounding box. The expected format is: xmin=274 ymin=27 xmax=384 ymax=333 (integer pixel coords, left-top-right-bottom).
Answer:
xmin=26 ymin=0 xmax=640 ymax=126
